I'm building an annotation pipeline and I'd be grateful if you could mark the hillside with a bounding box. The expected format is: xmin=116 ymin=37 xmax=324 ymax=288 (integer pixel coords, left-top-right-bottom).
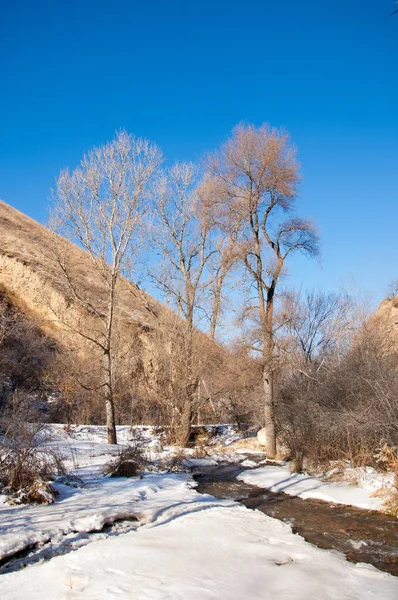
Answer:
xmin=0 ymin=199 xmax=160 ymax=339
xmin=0 ymin=200 xmax=232 ymax=426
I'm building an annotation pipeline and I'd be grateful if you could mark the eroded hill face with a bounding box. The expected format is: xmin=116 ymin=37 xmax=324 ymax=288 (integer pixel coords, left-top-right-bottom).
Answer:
xmin=0 ymin=199 xmax=160 ymax=341
xmin=373 ymin=298 xmax=398 ymax=339
xmin=0 ymin=197 xmax=172 ymax=378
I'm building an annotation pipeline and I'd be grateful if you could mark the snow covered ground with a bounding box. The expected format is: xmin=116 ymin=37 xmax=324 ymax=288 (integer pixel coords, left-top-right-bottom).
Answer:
xmin=238 ymin=464 xmax=393 ymax=511
xmin=1 ymin=425 xmax=398 ymax=599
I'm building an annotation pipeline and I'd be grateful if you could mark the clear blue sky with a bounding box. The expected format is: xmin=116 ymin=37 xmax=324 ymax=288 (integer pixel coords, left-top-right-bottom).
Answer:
xmin=1 ymin=1 xmax=397 ymax=304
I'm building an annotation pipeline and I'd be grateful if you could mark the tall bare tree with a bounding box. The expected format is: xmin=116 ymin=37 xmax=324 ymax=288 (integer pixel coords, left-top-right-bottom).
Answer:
xmin=207 ymin=124 xmax=320 ymax=457
xmin=149 ymin=163 xmax=215 ymax=444
xmin=50 ymin=131 xmax=162 ymax=443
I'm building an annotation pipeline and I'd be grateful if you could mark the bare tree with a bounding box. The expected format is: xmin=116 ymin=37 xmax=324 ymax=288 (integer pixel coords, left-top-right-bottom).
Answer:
xmin=207 ymin=124 xmax=320 ymax=457
xmin=280 ymin=290 xmax=354 ymax=370
xmin=149 ymin=163 xmax=216 ymax=445
xmin=50 ymin=131 xmax=162 ymax=443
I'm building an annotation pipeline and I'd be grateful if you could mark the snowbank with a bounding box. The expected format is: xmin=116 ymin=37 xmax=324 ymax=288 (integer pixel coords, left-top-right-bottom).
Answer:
xmin=238 ymin=464 xmax=389 ymax=510
xmin=1 ymin=490 xmax=397 ymax=600
xmin=0 ymin=424 xmax=225 ymax=563
xmin=1 ymin=425 xmax=398 ymax=599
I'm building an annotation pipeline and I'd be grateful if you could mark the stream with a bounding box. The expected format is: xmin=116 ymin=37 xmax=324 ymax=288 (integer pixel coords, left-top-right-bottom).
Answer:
xmin=194 ymin=460 xmax=398 ymax=577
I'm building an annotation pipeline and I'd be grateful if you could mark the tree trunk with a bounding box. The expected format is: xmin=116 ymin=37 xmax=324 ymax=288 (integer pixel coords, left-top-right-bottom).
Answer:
xmin=103 ymin=347 xmax=117 ymax=444
xmin=182 ymin=310 xmax=195 ymax=444
xmin=210 ymin=278 xmax=222 ymax=341
xmin=103 ymin=275 xmax=117 ymax=445
xmin=262 ymin=361 xmax=276 ymax=458
xmin=262 ymin=291 xmax=277 ymax=458
xmin=209 ymin=303 xmax=219 ymax=341
xmin=176 ymin=399 xmax=193 ymax=447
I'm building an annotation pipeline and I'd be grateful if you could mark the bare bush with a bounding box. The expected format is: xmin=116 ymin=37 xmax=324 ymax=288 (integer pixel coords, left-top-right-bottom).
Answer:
xmin=0 ymin=288 xmax=58 ymax=408
xmin=159 ymin=450 xmax=193 ymax=473
xmin=276 ymin=316 xmax=398 ymax=467
xmin=374 ymin=443 xmax=398 ymax=515
xmin=0 ymin=393 xmax=66 ymax=503
xmin=106 ymin=432 xmax=148 ymax=478
xmin=107 ymin=445 xmax=146 ymax=478
xmin=386 ymin=279 xmax=398 ymax=300
xmin=203 ymin=344 xmax=263 ymax=428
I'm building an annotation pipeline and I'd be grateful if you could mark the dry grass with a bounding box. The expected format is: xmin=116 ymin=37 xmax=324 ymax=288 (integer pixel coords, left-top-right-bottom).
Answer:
xmin=374 ymin=443 xmax=398 ymax=516
xmin=210 ymin=436 xmax=264 ymax=455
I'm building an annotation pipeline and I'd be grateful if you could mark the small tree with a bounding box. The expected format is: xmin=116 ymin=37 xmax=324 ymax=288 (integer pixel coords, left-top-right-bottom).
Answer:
xmin=50 ymin=131 xmax=162 ymax=443
xmin=207 ymin=124 xmax=320 ymax=457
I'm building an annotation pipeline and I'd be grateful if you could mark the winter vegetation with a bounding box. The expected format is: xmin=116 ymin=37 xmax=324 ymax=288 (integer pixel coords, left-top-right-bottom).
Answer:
xmin=1 ymin=123 xmax=398 ymax=597
xmin=2 ymin=125 xmax=398 ymax=469
xmin=1 ymin=0 xmax=398 ymax=596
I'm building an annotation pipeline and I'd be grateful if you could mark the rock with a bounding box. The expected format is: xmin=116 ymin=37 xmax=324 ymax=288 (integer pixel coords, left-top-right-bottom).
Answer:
xmin=257 ymin=427 xmax=267 ymax=447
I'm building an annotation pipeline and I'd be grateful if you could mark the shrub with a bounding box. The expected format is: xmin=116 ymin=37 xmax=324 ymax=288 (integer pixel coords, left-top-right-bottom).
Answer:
xmin=276 ymin=321 xmax=398 ymax=469
xmin=0 ymin=393 xmax=66 ymax=503
xmin=107 ymin=444 xmax=147 ymax=478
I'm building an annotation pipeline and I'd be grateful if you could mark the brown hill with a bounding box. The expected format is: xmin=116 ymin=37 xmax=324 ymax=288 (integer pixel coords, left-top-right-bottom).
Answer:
xmin=0 ymin=199 xmax=160 ymax=339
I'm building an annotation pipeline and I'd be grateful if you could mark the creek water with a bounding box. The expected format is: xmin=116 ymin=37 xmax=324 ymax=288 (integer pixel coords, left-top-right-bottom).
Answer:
xmin=194 ymin=461 xmax=398 ymax=577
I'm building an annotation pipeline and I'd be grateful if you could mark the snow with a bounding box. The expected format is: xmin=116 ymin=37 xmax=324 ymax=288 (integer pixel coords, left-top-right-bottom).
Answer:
xmin=0 ymin=472 xmax=196 ymax=562
xmin=1 ymin=485 xmax=398 ymax=599
xmin=238 ymin=464 xmax=391 ymax=510
xmin=0 ymin=425 xmax=229 ymax=565
xmin=1 ymin=424 xmax=398 ymax=599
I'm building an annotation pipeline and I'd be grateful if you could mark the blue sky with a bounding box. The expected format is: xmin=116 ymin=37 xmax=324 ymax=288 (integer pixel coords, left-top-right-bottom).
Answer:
xmin=0 ymin=0 xmax=397 ymax=305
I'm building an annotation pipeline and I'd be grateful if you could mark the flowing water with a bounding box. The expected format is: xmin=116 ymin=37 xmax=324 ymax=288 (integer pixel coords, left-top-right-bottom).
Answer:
xmin=194 ymin=461 xmax=398 ymax=577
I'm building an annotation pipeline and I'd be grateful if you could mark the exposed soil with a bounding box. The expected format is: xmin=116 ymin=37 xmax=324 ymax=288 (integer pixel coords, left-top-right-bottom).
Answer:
xmin=195 ymin=460 xmax=398 ymax=577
